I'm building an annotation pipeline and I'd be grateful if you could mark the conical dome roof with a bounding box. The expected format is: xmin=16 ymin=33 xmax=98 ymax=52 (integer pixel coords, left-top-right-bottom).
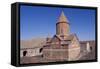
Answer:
xmin=58 ymin=11 xmax=69 ymax=23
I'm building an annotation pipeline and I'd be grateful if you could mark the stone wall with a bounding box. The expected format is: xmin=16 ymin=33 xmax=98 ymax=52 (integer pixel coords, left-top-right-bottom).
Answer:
xmin=68 ymin=36 xmax=80 ymax=61
xmin=43 ymin=48 xmax=68 ymax=61
xmin=20 ymin=47 xmax=43 ymax=57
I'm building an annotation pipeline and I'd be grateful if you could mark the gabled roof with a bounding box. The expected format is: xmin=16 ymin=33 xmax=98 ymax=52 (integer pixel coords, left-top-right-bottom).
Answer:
xmin=46 ymin=34 xmax=74 ymax=43
xmin=55 ymin=34 xmax=75 ymax=41
xmin=50 ymin=34 xmax=78 ymax=45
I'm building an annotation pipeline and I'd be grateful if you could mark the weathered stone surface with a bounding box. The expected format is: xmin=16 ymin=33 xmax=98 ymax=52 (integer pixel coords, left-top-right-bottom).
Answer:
xmin=20 ymin=11 xmax=96 ymax=64
xmin=20 ymin=40 xmax=95 ymax=64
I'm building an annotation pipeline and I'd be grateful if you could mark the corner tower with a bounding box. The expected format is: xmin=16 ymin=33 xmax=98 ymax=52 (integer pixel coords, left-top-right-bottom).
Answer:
xmin=56 ymin=11 xmax=70 ymax=36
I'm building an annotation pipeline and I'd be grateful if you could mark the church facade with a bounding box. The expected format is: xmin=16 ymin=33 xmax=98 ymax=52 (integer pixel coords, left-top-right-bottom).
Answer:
xmin=43 ymin=11 xmax=80 ymax=61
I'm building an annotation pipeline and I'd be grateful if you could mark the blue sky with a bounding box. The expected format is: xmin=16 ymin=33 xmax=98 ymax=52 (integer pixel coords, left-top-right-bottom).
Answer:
xmin=20 ymin=5 xmax=96 ymax=41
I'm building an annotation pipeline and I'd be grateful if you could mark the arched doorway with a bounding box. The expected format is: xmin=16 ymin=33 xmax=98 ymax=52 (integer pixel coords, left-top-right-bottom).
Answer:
xmin=39 ymin=48 xmax=43 ymax=53
xmin=39 ymin=48 xmax=43 ymax=57
xmin=23 ymin=50 xmax=27 ymax=57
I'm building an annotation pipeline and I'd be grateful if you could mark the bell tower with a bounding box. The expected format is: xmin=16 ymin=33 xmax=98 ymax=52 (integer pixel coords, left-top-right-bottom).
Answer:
xmin=56 ymin=11 xmax=70 ymax=36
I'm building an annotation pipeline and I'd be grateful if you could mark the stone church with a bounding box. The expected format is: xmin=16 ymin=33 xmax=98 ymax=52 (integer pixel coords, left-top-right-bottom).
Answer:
xmin=20 ymin=11 xmax=95 ymax=63
xmin=43 ymin=11 xmax=80 ymax=61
